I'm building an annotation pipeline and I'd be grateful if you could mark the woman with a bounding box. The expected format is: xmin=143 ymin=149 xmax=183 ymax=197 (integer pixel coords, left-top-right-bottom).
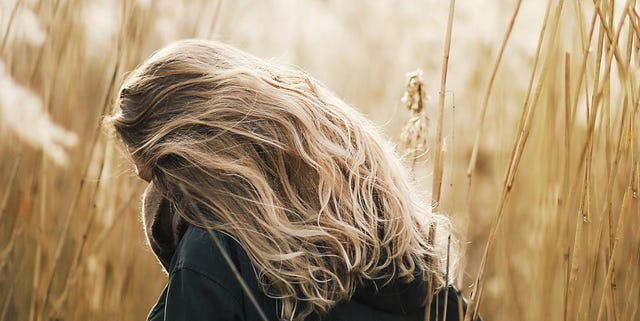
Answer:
xmin=106 ymin=39 xmax=474 ymax=321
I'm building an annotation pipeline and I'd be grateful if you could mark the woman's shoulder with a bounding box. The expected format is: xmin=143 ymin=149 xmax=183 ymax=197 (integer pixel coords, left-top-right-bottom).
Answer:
xmin=162 ymin=225 xmax=280 ymax=321
xmin=168 ymin=225 xmax=246 ymax=283
xmin=149 ymin=225 xmax=256 ymax=321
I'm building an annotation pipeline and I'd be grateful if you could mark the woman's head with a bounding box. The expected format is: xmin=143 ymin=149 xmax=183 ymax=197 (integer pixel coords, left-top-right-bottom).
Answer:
xmin=106 ymin=39 xmax=454 ymax=320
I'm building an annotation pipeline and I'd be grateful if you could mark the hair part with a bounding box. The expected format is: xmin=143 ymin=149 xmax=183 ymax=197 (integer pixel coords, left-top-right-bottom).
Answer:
xmin=105 ymin=39 xmax=456 ymax=321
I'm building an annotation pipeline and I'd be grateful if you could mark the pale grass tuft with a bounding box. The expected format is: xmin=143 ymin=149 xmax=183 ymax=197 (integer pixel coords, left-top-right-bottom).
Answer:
xmin=0 ymin=61 xmax=77 ymax=165
xmin=81 ymin=0 xmax=120 ymax=58
xmin=0 ymin=0 xmax=46 ymax=47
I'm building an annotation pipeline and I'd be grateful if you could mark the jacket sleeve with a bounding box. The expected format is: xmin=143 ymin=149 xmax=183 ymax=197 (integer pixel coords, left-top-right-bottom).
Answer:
xmin=162 ymin=267 xmax=244 ymax=321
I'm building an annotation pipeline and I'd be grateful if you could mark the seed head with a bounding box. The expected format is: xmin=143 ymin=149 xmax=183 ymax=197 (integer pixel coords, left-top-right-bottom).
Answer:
xmin=400 ymin=69 xmax=430 ymax=158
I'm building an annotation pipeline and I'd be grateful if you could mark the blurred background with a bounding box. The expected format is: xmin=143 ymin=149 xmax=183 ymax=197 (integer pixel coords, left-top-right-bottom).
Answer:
xmin=0 ymin=0 xmax=638 ymax=320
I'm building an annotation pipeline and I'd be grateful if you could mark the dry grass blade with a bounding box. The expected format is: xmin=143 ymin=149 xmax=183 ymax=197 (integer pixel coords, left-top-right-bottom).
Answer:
xmin=38 ymin=36 xmax=123 ymax=321
xmin=207 ymin=0 xmax=225 ymax=38
xmin=28 ymin=157 xmax=47 ymax=321
xmin=591 ymin=0 xmax=634 ymax=85
xmin=0 ymin=285 xmax=13 ymax=321
xmin=0 ymin=158 xmax=19 ymax=221
xmin=428 ymin=2 xmax=455 ymax=320
xmin=596 ymin=184 xmax=635 ymax=321
xmin=45 ymin=144 xmax=107 ymax=319
xmin=465 ymin=1 xmax=566 ymax=320
xmin=431 ymin=0 xmax=455 ymax=211
xmin=562 ymin=51 xmax=571 ymax=205
xmin=0 ymin=223 xmax=20 ymax=274
xmin=465 ymin=0 xmax=524 ymax=180
xmin=0 ymin=0 xmax=21 ymax=54
xmin=442 ymin=235 xmax=452 ymax=321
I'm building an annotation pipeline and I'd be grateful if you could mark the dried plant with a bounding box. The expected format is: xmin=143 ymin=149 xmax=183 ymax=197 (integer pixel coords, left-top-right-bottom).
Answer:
xmin=400 ymin=69 xmax=430 ymax=169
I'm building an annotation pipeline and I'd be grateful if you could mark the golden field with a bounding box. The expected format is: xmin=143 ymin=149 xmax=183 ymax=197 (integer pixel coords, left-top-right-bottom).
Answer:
xmin=0 ymin=0 xmax=638 ymax=320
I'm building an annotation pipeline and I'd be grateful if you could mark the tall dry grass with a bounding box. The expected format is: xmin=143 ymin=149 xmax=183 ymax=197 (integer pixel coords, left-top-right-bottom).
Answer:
xmin=0 ymin=1 xmax=638 ymax=320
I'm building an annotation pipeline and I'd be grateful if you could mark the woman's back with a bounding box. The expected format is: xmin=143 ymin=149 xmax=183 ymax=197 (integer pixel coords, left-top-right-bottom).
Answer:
xmin=147 ymin=222 xmax=469 ymax=321
xmin=143 ymin=184 xmax=471 ymax=321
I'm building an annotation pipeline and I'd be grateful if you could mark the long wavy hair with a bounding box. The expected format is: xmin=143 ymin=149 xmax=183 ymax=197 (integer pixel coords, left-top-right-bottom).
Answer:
xmin=106 ymin=39 xmax=455 ymax=321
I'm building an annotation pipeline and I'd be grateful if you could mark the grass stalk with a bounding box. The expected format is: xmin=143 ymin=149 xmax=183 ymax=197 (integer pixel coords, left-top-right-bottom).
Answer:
xmin=0 ymin=0 xmax=22 ymax=55
xmin=465 ymin=2 xmax=566 ymax=320
xmin=27 ymin=158 xmax=46 ymax=321
xmin=465 ymin=0 xmax=524 ymax=180
xmin=0 ymin=159 xmax=20 ymax=221
xmin=46 ymin=144 xmax=107 ymax=318
xmin=0 ymin=285 xmax=13 ymax=321
xmin=595 ymin=185 xmax=635 ymax=321
xmin=37 ymin=38 xmax=123 ymax=320
xmin=431 ymin=0 xmax=455 ymax=210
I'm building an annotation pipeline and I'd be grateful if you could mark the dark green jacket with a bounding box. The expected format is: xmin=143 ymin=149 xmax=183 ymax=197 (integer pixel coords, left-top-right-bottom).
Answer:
xmin=146 ymin=225 xmax=474 ymax=321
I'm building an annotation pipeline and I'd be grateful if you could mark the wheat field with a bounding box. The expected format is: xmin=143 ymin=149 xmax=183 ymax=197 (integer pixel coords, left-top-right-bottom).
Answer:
xmin=0 ymin=0 xmax=638 ymax=320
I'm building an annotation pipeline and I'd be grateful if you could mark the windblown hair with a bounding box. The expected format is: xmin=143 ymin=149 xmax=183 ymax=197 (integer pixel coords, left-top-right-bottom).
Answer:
xmin=106 ymin=39 xmax=454 ymax=321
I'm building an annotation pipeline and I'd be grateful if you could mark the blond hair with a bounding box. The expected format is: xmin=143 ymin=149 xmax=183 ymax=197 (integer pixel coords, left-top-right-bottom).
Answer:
xmin=106 ymin=39 xmax=454 ymax=321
